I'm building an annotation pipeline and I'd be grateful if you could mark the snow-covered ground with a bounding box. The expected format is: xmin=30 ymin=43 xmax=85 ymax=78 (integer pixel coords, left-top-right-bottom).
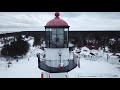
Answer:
xmin=0 ymin=57 xmax=42 ymax=78
xmin=0 ymin=38 xmax=120 ymax=78
xmin=69 ymin=59 xmax=120 ymax=78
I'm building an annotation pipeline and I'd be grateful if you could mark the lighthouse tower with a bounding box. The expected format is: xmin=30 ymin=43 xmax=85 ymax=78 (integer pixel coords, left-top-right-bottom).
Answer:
xmin=37 ymin=12 xmax=78 ymax=76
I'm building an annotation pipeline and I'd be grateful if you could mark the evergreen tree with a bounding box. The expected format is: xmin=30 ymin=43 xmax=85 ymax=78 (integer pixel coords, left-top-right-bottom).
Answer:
xmin=1 ymin=44 xmax=10 ymax=57
xmin=33 ymin=36 xmax=41 ymax=46
xmin=10 ymin=39 xmax=30 ymax=57
xmin=1 ymin=39 xmax=30 ymax=58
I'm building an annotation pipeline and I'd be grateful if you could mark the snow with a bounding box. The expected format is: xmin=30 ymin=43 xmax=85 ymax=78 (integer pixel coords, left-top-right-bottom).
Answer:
xmin=0 ymin=42 xmax=4 ymax=48
xmin=108 ymin=58 xmax=120 ymax=65
xmin=0 ymin=38 xmax=120 ymax=78
xmin=80 ymin=46 xmax=90 ymax=56
xmin=105 ymin=46 xmax=109 ymax=52
xmin=91 ymin=49 xmax=98 ymax=54
xmin=0 ymin=57 xmax=42 ymax=78
xmin=68 ymin=48 xmax=120 ymax=78
xmin=69 ymin=42 xmax=74 ymax=47
xmin=48 ymin=73 xmax=68 ymax=78
xmin=68 ymin=58 xmax=120 ymax=78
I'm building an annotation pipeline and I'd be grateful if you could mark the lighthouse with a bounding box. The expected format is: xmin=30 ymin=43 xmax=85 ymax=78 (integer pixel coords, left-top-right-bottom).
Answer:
xmin=37 ymin=12 xmax=78 ymax=74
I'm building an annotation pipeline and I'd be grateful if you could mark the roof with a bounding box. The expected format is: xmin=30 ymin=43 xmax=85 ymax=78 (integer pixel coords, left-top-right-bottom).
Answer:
xmin=45 ymin=12 xmax=69 ymax=28
xmin=80 ymin=46 xmax=91 ymax=55
xmin=81 ymin=46 xmax=90 ymax=51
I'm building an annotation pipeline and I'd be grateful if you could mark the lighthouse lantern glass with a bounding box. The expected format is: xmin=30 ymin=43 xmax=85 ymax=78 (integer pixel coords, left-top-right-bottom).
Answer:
xmin=45 ymin=27 xmax=69 ymax=48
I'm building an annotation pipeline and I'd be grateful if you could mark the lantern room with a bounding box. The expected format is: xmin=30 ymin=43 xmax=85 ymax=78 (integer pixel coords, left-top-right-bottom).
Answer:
xmin=44 ymin=12 xmax=70 ymax=48
xmin=37 ymin=12 xmax=78 ymax=73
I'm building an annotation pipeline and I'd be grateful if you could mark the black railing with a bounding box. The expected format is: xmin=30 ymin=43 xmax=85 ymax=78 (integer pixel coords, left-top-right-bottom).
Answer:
xmin=44 ymin=59 xmax=76 ymax=67
xmin=37 ymin=54 xmax=77 ymax=73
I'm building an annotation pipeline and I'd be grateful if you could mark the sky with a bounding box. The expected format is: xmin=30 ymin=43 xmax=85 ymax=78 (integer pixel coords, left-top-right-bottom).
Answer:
xmin=0 ymin=12 xmax=120 ymax=32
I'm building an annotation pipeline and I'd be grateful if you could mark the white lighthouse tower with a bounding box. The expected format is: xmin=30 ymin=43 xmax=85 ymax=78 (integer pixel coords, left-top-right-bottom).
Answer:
xmin=37 ymin=12 xmax=78 ymax=78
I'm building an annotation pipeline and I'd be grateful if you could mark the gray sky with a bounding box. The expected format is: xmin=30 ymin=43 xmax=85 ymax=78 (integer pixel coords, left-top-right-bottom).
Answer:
xmin=0 ymin=12 xmax=120 ymax=32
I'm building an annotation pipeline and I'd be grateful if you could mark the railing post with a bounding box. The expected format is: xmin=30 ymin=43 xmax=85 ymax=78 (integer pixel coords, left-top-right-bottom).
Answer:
xmin=50 ymin=60 xmax=51 ymax=72
xmin=37 ymin=53 xmax=40 ymax=68
xmin=78 ymin=53 xmax=80 ymax=68
xmin=48 ymin=74 xmax=50 ymax=78
xmin=107 ymin=54 xmax=109 ymax=62
xmin=41 ymin=72 xmax=44 ymax=78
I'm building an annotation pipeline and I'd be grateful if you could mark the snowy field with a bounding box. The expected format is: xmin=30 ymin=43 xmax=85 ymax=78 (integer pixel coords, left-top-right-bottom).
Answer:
xmin=0 ymin=38 xmax=120 ymax=78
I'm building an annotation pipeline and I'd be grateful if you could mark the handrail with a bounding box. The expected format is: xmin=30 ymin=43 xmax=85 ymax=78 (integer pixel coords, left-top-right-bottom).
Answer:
xmin=38 ymin=59 xmax=77 ymax=73
xmin=41 ymin=59 xmax=74 ymax=61
xmin=37 ymin=53 xmax=78 ymax=73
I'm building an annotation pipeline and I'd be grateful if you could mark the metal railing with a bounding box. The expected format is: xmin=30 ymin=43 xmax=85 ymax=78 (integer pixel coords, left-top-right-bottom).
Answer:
xmin=37 ymin=53 xmax=78 ymax=73
xmin=44 ymin=60 xmax=73 ymax=67
xmin=38 ymin=59 xmax=77 ymax=73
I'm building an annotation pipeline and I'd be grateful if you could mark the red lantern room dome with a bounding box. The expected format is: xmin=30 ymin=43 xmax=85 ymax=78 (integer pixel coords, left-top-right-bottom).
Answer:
xmin=45 ymin=12 xmax=69 ymax=28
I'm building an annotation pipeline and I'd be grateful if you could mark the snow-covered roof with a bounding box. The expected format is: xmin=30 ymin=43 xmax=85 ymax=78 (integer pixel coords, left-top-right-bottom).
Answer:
xmin=80 ymin=46 xmax=90 ymax=55
xmin=81 ymin=46 xmax=90 ymax=51
xmin=90 ymin=50 xmax=99 ymax=54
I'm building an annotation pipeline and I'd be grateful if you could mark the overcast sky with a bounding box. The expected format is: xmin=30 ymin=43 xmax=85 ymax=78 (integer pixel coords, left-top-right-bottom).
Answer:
xmin=0 ymin=12 xmax=120 ymax=32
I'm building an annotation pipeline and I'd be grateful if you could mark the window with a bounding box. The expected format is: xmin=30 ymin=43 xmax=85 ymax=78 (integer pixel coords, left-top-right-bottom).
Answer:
xmin=52 ymin=35 xmax=56 ymax=40
xmin=52 ymin=28 xmax=56 ymax=34
xmin=57 ymin=28 xmax=64 ymax=35
xmin=45 ymin=27 xmax=69 ymax=48
xmin=57 ymin=35 xmax=64 ymax=40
